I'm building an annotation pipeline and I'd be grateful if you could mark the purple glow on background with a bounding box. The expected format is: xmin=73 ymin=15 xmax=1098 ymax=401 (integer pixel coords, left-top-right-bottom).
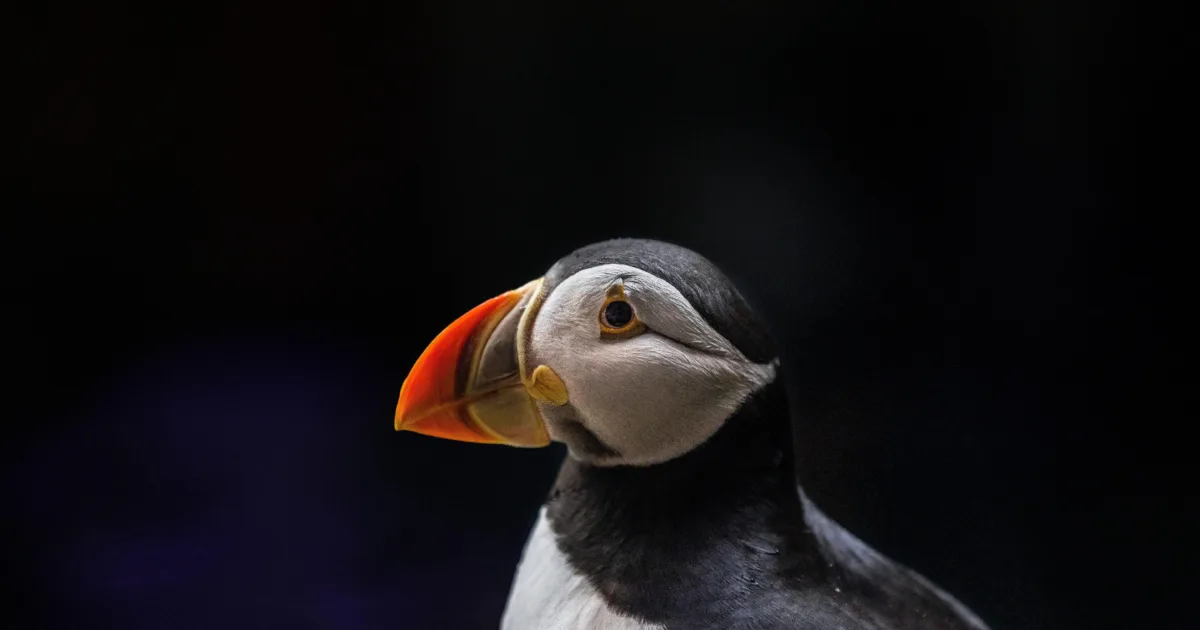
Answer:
xmin=15 ymin=339 xmax=530 ymax=629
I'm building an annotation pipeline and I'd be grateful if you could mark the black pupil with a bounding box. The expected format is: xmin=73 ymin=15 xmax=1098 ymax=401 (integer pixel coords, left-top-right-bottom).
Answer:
xmin=604 ymin=300 xmax=634 ymax=328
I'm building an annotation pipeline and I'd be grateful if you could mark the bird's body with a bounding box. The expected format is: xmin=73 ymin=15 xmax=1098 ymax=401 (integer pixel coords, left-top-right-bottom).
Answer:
xmin=502 ymin=386 xmax=989 ymax=630
xmin=503 ymin=508 xmax=659 ymax=630
xmin=394 ymin=239 xmax=991 ymax=630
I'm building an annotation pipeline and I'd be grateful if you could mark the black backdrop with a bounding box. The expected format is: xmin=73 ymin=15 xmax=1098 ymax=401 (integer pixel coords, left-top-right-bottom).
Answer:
xmin=16 ymin=1 xmax=1165 ymax=629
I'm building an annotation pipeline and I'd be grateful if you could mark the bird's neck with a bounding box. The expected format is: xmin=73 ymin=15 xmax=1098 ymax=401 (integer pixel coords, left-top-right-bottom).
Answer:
xmin=550 ymin=380 xmax=797 ymax=505
xmin=543 ymin=382 xmax=825 ymax=621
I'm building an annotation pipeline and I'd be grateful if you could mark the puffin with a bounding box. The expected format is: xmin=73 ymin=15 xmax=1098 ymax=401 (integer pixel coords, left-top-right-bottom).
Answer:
xmin=394 ymin=238 xmax=991 ymax=630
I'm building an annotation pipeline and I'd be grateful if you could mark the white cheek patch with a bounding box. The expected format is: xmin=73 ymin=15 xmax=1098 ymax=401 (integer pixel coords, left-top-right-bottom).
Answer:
xmin=530 ymin=264 xmax=777 ymax=466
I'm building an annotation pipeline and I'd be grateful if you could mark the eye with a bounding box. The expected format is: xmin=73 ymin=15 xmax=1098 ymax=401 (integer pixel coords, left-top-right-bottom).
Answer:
xmin=602 ymin=300 xmax=634 ymax=329
xmin=598 ymin=294 xmax=645 ymax=339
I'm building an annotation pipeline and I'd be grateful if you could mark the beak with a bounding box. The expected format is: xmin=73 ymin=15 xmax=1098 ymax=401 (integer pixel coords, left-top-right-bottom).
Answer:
xmin=395 ymin=279 xmax=552 ymax=447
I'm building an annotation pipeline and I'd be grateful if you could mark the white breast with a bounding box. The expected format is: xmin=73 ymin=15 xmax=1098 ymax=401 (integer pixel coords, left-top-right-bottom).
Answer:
xmin=500 ymin=508 xmax=665 ymax=630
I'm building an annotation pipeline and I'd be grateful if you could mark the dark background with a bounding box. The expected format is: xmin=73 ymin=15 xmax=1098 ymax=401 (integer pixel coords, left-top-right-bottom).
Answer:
xmin=14 ymin=0 xmax=1167 ymax=629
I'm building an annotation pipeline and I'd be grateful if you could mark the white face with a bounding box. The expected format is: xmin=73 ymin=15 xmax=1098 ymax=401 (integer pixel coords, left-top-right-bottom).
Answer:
xmin=527 ymin=264 xmax=778 ymax=466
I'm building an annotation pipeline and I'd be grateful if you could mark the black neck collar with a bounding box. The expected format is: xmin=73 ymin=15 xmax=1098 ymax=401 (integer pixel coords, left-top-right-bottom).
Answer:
xmin=544 ymin=379 xmax=828 ymax=625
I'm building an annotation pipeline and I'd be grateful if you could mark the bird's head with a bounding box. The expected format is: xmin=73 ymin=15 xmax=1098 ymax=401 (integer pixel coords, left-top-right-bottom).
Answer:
xmin=395 ymin=239 xmax=781 ymax=466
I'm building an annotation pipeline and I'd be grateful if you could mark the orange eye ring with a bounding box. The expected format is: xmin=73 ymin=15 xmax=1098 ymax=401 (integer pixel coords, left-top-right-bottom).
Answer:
xmin=599 ymin=284 xmax=646 ymax=339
